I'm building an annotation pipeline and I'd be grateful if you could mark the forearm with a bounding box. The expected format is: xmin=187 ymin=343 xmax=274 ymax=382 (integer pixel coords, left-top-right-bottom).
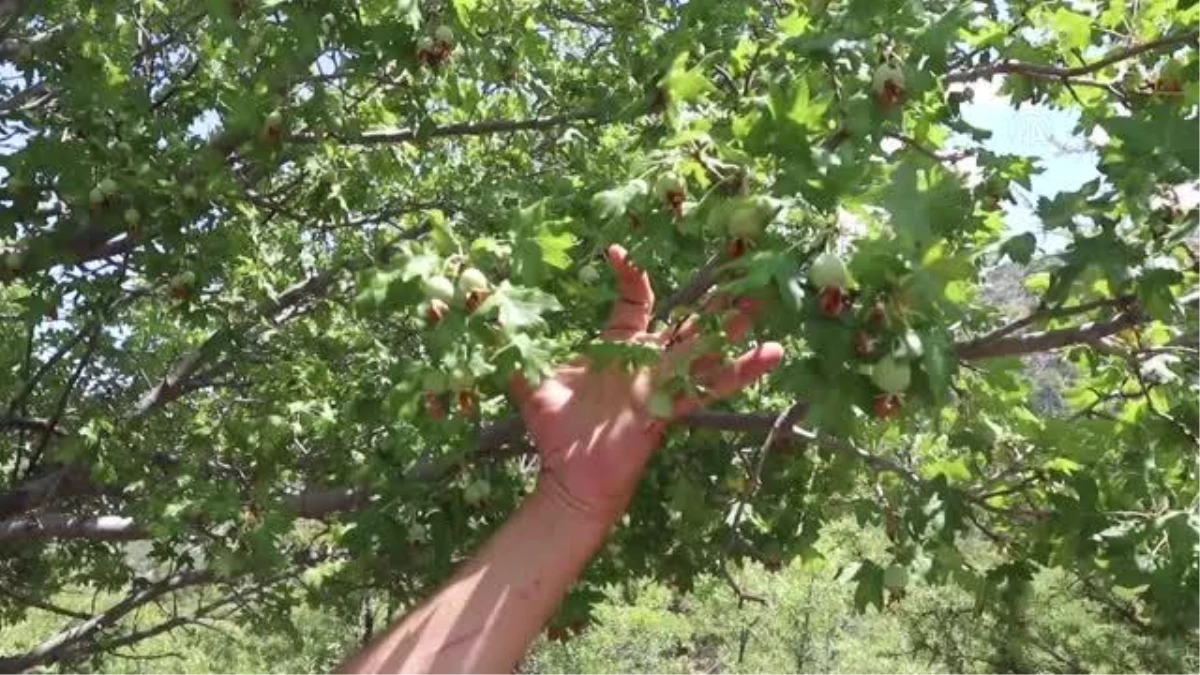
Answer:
xmin=340 ymin=482 xmax=613 ymax=674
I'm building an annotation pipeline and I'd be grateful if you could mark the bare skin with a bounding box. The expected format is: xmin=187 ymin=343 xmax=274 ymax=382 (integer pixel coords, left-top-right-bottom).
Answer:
xmin=340 ymin=244 xmax=784 ymax=674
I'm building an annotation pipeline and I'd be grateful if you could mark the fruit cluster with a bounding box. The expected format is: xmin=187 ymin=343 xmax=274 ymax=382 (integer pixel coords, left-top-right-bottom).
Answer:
xmin=418 ymin=266 xmax=493 ymax=419
xmin=807 ymin=252 xmax=913 ymax=419
xmin=417 ymin=25 xmax=455 ymax=67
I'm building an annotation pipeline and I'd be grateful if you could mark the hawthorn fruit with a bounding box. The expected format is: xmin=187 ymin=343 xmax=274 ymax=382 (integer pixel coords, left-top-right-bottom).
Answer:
xmin=871 ymin=356 xmax=911 ymax=394
xmin=872 ymin=62 xmax=906 ymax=106
xmin=425 ymin=299 xmax=448 ymax=326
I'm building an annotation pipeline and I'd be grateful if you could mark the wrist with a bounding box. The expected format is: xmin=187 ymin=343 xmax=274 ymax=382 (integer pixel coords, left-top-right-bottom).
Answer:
xmin=531 ymin=472 xmax=627 ymax=534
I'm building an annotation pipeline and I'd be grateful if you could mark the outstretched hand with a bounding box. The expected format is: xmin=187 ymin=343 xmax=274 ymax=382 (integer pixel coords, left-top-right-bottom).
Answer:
xmin=511 ymin=244 xmax=784 ymax=522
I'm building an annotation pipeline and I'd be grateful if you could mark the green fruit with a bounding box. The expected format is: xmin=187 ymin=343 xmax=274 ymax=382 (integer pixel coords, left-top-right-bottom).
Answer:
xmin=871 ymin=356 xmax=911 ymax=394
xmin=422 ymin=275 xmax=456 ymax=303
xmin=578 ymin=265 xmax=600 ymax=284
xmin=648 ymin=390 xmax=674 ymax=419
xmin=883 ymin=564 xmax=909 ymax=589
xmin=872 ymin=63 xmax=905 ymax=95
xmin=433 ymin=24 xmax=454 ymax=46
xmin=182 ymin=184 xmax=199 ymax=200
xmin=416 ymin=35 xmax=434 ymax=53
xmin=464 ymin=478 xmax=491 ymax=505
xmin=2 ymin=250 xmax=23 ymax=272
xmin=170 ymin=270 xmax=196 ymax=291
xmin=124 ymin=208 xmax=140 ymax=226
xmin=809 ymin=252 xmax=849 ymax=289
xmin=89 ymin=187 xmax=106 ymax=208
xmin=449 ymin=369 xmax=475 ymax=390
xmin=457 ymin=267 xmax=489 ymax=296
xmin=99 ymin=177 xmax=119 ymax=196
xmin=422 ymin=370 xmax=450 ymax=393
xmin=654 ymin=172 xmax=685 ymax=200
xmin=726 ymin=205 xmax=763 ymax=238
xmin=1160 ymin=59 xmax=1184 ymax=82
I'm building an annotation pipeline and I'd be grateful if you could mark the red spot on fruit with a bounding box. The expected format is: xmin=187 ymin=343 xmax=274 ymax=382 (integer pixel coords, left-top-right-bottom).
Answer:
xmin=457 ymin=390 xmax=477 ymax=416
xmin=873 ymin=393 xmax=901 ymax=419
xmin=727 ymin=237 xmax=747 ymax=258
xmin=818 ymin=286 xmax=845 ymax=317
xmin=855 ymin=331 xmax=875 ymax=357
xmin=464 ymin=290 xmax=490 ymax=314
xmin=880 ymin=80 xmax=905 ymax=106
xmin=426 ymin=299 xmax=448 ymax=326
xmin=668 ymin=190 xmax=685 ymax=220
xmin=425 ymin=392 xmax=445 ymax=420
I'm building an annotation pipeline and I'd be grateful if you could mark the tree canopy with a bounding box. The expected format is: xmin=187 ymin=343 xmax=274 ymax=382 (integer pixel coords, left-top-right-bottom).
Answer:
xmin=0 ymin=0 xmax=1196 ymax=670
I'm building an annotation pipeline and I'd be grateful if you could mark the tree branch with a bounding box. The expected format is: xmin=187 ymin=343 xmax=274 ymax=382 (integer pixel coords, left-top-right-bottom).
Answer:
xmin=946 ymin=30 xmax=1199 ymax=83
xmin=293 ymin=109 xmax=605 ymax=146
xmin=0 ymin=571 xmax=213 ymax=673
xmin=954 ymin=312 xmax=1141 ymax=360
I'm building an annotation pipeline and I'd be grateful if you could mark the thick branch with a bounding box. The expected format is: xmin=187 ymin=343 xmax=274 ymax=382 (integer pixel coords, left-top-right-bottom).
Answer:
xmin=946 ymin=30 xmax=1199 ymax=83
xmin=954 ymin=312 xmax=1141 ymax=361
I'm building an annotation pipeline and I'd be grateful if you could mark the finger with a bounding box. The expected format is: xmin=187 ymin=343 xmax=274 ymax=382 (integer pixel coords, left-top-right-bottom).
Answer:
xmin=662 ymin=295 xmax=763 ymax=347
xmin=509 ymin=372 xmax=534 ymax=406
xmin=603 ymin=244 xmax=655 ymax=338
xmin=673 ymin=342 xmax=784 ymax=418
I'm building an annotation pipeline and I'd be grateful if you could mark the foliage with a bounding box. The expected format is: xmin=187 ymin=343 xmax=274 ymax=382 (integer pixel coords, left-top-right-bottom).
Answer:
xmin=0 ymin=0 xmax=1197 ymax=669
xmin=3 ymin=521 xmax=1193 ymax=674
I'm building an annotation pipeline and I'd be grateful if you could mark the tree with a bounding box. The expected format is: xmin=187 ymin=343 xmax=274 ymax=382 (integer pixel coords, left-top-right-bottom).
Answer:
xmin=0 ymin=0 xmax=1196 ymax=669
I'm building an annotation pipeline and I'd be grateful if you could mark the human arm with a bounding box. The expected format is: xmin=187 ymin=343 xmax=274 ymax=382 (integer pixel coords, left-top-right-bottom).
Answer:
xmin=340 ymin=244 xmax=783 ymax=673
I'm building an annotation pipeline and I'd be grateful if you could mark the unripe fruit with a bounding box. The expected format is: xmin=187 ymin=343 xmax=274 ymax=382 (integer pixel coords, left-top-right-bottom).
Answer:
xmin=89 ymin=187 xmax=106 ymax=209
xmin=457 ymin=267 xmax=489 ymax=296
xmin=450 ymin=369 xmax=475 ymax=391
xmin=654 ymin=172 xmax=685 ymax=201
xmin=425 ymin=298 xmax=448 ymax=325
xmin=262 ymin=110 xmax=284 ymax=142
xmin=855 ymin=331 xmax=875 ymax=357
xmin=99 ymin=177 xmax=119 ymax=196
xmin=809 ymin=252 xmax=849 ymax=290
xmin=457 ymin=390 xmax=477 ymax=415
xmin=1157 ymin=60 xmax=1184 ymax=93
xmin=182 ymin=184 xmax=199 ymax=200
xmin=124 ymin=208 xmax=140 ymax=226
xmin=2 ymin=250 xmax=22 ymax=274
xmin=818 ymin=285 xmax=845 ymax=317
xmin=648 ymin=390 xmax=674 ymax=419
xmin=416 ymin=35 xmax=434 ymax=54
xmin=883 ymin=564 xmax=909 ymax=589
xmin=872 ymin=63 xmax=906 ymax=106
xmin=424 ymin=391 xmax=446 ymax=420
xmin=422 ymin=275 xmax=456 ymax=303
xmin=169 ymin=270 xmax=196 ymax=300
xmin=464 ymin=478 xmax=490 ymax=505
xmin=422 ymin=371 xmax=450 ymax=393
xmin=871 ymin=356 xmax=911 ymax=394
xmin=578 ymin=265 xmax=600 ymax=285
xmin=726 ymin=205 xmax=763 ymax=239
xmin=407 ymin=523 xmax=429 ymax=543
xmin=873 ymin=393 xmax=901 ymax=419
xmin=433 ymin=24 xmax=454 ymax=46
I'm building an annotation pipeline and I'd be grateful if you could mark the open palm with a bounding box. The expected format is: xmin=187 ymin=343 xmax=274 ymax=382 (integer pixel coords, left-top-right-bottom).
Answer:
xmin=511 ymin=245 xmax=784 ymax=520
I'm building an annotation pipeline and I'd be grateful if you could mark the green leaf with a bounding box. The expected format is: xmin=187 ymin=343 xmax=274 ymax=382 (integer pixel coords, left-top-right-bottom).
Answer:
xmin=1000 ymin=233 xmax=1037 ymax=264
xmin=852 ymin=561 xmax=885 ymax=613
xmin=661 ymin=51 xmax=713 ymax=104
xmin=478 ymin=282 xmax=563 ymax=333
